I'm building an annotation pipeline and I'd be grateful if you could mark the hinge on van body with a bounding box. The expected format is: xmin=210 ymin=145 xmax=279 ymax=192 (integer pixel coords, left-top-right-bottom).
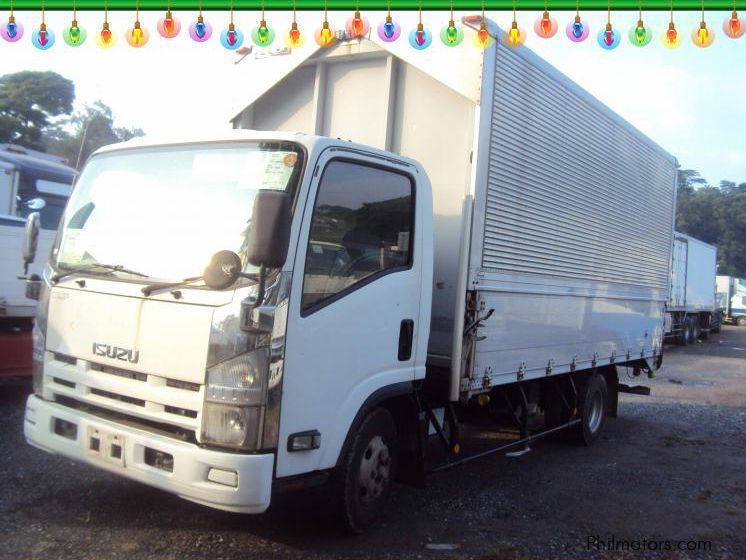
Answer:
xmin=570 ymin=356 xmax=577 ymax=372
xmin=481 ymin=368 xmax=492 ymax=390
xmin=610 ymin=351 xmax=616 ymax=364
xmin=591 ymin=352 xmax=598 ymax=372
xmin=517 ymin=362 xmax=526 ymax=381
xmin=545 ymin=359 xmax=554 ymax=376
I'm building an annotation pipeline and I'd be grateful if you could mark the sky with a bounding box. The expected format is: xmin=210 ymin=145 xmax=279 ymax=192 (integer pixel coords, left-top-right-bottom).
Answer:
xmin=3 ymin=9 xmax=745 ymax=186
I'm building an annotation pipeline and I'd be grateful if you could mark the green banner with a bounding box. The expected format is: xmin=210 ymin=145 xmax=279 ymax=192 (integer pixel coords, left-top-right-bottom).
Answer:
xmin=0 ymin=0 xmax=739 ymax=10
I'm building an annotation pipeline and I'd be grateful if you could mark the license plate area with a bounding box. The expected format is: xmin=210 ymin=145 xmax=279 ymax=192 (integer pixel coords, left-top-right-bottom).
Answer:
xmin=87 ymin=426 xmax=126 ymax=467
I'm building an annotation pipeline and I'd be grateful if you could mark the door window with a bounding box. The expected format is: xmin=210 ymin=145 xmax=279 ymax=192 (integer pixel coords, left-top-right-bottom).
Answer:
xmin=302 ymin=160 xmax=414 ymax=312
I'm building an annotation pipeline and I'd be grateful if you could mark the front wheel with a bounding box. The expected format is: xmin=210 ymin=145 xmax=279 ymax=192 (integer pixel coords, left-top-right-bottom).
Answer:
xmin=571 ymin=374 xmax=608 ymax=446
xmin=332 ymin=407 xmax=397 ymax=534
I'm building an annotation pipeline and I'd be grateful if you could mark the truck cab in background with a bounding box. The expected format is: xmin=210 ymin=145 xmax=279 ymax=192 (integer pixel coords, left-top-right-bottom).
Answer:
xmin=717 ymin=275 xmax=746 ymax=326
xmin=0 ymin=144 xmax=76 ymax=377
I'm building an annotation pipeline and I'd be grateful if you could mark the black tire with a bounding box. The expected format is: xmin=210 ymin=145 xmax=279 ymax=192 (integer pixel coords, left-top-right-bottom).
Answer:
xmin=689 ymin=315 xmax=700 ymax=344
xmin=332 ymin=407 xmax=398 ymax=534
xmin=570 ymin=374 xmax=608 ymax=446
xmin=678 ymin=319 xmax=691 ymax=346
xmin=737 ymin=316 xmax=746 ymax=327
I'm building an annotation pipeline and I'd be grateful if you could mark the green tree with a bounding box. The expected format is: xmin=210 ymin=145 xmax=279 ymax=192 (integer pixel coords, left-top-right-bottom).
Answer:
xmin=45 ymin=101 xmax=144 ymax=169
xmin=676 ymin=170 xmax=746 ymax=277
xmin=0 ymin=71 xmax=75 ymax=150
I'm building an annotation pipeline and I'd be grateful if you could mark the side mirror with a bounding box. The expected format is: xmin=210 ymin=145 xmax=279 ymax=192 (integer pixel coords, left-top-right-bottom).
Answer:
xmin=246 ymin=190 xmax=292 ymax=269
xmin=203 ymin=250 xmax=242 ymax=290
xmin=25 ymin=197 xmax=47 ymax=211
xmin=22 ymin=212 xmax=41 ymax=275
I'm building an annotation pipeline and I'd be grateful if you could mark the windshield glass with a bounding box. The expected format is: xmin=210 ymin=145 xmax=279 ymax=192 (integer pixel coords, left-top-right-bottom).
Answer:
xmin=53 ymin=141 xmax=304 ymax=282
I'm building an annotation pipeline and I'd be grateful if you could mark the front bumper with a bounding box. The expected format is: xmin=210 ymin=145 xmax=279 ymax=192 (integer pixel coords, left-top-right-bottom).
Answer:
xmin=24 ymin=395 xmax=274 ymax=513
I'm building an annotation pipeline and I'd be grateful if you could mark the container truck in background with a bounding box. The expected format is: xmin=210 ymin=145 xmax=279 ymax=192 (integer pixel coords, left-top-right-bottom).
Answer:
xmin=0 ymin=144 xmax=76 ymax=377
xmin=664 ymin=232 xmax=721 ymax=344
xmin=717 ymin=275 xmax=746 ymax=326
xmin=22 ymin=18 xmax=678 ymax=533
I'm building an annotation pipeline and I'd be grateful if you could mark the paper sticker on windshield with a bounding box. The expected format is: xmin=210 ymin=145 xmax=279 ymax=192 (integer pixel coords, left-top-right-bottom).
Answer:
xmin=260 ymin=152 xmax=296 ymax=191
xmin=58 ymin=230 xmax=83 ymax=265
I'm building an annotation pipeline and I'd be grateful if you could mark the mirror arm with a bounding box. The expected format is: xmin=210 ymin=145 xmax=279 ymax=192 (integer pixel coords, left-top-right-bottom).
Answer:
xmin=254 ymin=265 xmax=267 ymax=308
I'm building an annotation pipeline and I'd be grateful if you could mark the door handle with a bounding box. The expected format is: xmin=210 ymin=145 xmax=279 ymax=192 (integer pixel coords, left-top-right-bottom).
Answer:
xmin=398 ymin=319 xmax=414 ymax=361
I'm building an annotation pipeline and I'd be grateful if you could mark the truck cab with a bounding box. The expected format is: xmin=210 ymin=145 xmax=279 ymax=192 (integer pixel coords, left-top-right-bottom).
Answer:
xmin=1 ymin=144 xmax=76 ymax=376
xmin=24 ymin=131 xmax=432 ymax=523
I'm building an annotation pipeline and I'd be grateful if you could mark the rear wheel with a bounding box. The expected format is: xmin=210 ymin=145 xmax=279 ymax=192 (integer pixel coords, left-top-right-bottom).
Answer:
xmin=332 ymin=407 xmax=397 ymax=534
xmin=678 ymin=318 xmax=691 ymax=346
xmin=737 ymin=316 xmax=746 ymax=327
xmin=570 ymin=374 xmax=608 ymax=446
xmin=689 ymin=315 xmax=699 ymax=344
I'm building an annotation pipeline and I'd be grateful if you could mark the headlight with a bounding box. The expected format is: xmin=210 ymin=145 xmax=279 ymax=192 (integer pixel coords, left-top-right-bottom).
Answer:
xmin=201 ymin=349 xmax=268 ymax=450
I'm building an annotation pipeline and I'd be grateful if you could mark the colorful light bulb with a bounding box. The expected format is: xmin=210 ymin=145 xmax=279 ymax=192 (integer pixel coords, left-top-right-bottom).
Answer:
xmin=189 ymin=15 xmax=212 ymax=42
xmin=692 ymin=20 xmax=715 ymax=47
xmin=95 ymin=21 xmax=117 ymax=47
xmin=440 ymin=19 xmax=463 ymax=46
xmin=377 ymin=15 xmax=401 ymax=42
xmin=408 ymin=22 xmax=432 ymax=50
xmin=157 ymin=10 xmax=181 ymax=38
xmin=660 ymin=21 xmax=680 ymax=48
xmin=566 ymin=15 xmax=589 ymax=42
xmin=503 ymin=20 xmax=526 ymax=47
xmin=220 ymin=22 xmax=244 ymax=49
xmin=534 ymin=10 xmax=558 ymax=38
xmin=629 ymin=19 xmax=652 ymax=46
xmin=2 ymin=15 xmax=23 ymax=42
xmin=285 ymin=21 xmax=303 ymax=48
xmin=473 ymin=22 xmax=494 ymax=48
xmin=252 ymin=19 xmax=275 ymax=46
xmin=597 ymin=22 xmax=620 ymax=49
xmin=723 ymin=11 xmax=744 ymax=38
xmin=63 ymin=19 xmax=87 ymax=46
xmin=32 ymin=22 xmax=55 ymax=49
xmin=346 ymin=10 xmax=369 ymax=38
xmin=315 ymin=20 xmax=336 ymax=47
xmin=126 ymin=20 xmax=149 ymax=47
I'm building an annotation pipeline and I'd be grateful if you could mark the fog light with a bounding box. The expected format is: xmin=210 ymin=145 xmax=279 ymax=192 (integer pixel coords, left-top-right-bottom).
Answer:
xmin=207 ymin=468 xmax=238 ymax=487
xmin=201 ymin=403 xmax=262 ymax=450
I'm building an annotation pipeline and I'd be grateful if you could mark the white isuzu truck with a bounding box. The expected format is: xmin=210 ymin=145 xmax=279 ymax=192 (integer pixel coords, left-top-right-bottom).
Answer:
xmin=664 ymin=232 xmax=720 ymax=344
xmin=23 ymin=18 xmax=677 ymax=533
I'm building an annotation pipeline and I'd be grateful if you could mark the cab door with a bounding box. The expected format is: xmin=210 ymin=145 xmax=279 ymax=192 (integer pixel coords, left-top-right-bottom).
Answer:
xmin=276 ymin=149 xmax=430 ymax=478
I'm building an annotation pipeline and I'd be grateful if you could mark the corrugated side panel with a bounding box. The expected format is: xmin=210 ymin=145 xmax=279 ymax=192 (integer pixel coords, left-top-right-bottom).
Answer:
xmin=481 ymin=45 xmax=675 ymax=290
xmin=464 ymin=43 xmax=676 ymax=393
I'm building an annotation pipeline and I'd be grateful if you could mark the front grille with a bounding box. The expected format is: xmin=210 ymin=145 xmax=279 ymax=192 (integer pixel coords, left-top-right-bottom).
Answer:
xmin=90 ymin=362 xmax=147 ymax=382
xmin=90 ymin=388 xmax=146 ymax=407
xmin=45 ymin=352 xmax=204 ymax=432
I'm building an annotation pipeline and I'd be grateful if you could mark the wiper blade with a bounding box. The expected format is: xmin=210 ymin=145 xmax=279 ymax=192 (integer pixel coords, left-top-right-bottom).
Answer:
xmin=52 ymin=263 xmax=148 ymax=283
xmin=141 ymin=276 xmax=204 ymax=297
xmin=141 ymin=272 xmax=259 ymax=297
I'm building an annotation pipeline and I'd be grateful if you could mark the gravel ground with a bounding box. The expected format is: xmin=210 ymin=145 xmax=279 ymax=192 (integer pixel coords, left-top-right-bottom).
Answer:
xmin=1 ymin=327 xmax=745 ymax=560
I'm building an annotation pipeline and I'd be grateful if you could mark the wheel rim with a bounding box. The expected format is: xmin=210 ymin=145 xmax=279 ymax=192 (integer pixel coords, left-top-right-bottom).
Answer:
xmin=587 ymin=390 xmax=603 ymax=434
xmin=357 ymin=435 xmax=391 ymax=506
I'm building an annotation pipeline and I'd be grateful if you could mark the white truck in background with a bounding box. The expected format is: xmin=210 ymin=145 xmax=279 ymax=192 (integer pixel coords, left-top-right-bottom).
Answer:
xmin=664 ymin=232 xmax=721 ymax=344
xmin=22 ymin=18 xmax=677 ymax=533
xmin=0 ymin=144 xmax=76 ymax=377
xmin=717 ymin=275 xmax=746 ymax=326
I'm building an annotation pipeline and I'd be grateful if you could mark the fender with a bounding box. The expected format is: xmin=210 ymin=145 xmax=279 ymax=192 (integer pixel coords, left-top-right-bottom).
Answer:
xmin=333 ymin=380 xmax=416 ymax=468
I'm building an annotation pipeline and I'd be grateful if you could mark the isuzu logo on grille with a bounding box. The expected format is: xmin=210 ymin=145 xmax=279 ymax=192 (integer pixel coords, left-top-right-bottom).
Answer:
xmin=92 ymin=343 xmax=140 ymax=364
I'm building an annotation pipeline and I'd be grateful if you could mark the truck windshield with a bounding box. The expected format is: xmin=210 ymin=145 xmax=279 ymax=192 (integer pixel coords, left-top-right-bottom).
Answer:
xmin=52 ymin=141 xmax=304 ymax=282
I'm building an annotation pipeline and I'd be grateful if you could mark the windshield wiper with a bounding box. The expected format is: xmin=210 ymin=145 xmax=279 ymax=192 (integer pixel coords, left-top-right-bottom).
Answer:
xmin=141 ymin=272 xmax=259 ymax=297
xmin=141 ymin=276 xmax=204 ymax=297
xmin=52 ymin=263 xmax=149 ymax=284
